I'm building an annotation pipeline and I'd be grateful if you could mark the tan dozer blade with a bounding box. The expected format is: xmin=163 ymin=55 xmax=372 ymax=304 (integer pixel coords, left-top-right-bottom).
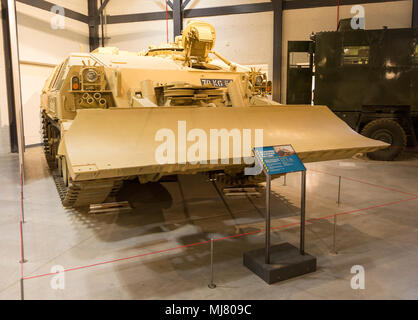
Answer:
xmin=60 ymin=105 xmax=388 ymax=182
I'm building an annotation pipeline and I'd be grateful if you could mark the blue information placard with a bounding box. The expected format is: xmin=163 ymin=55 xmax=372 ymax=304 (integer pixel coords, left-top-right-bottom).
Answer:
xmin=254 ymin=145 xmax=306 ymax=175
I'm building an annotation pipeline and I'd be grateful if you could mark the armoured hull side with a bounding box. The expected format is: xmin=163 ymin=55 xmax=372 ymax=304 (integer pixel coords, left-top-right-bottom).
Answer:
xmin=59 ymin=105 xmax=388 ymax=182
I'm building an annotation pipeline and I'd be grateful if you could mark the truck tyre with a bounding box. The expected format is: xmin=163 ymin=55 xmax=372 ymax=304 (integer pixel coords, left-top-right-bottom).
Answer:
xmin=361 ymin=119 xmax=406 ymax=161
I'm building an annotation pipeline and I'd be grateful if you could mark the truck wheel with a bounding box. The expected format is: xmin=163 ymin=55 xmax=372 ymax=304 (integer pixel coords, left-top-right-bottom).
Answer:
xmin=361 ymin=119 xmax=406 ymax=161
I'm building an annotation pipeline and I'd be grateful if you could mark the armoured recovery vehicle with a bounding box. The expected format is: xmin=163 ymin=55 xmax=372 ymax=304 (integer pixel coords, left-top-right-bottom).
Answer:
xmin=41 ymin=21 xmax=387 ymax=208
xmin=287 ymin=20 xmax=418 ymax=161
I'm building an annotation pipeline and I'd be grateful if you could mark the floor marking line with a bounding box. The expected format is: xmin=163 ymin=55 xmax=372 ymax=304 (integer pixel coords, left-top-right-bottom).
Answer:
xmin=22 ymin=196 xmax=418 ymax=281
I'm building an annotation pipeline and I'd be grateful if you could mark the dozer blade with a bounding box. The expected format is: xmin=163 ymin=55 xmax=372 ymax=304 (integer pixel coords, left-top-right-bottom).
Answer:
xmin=60 ymin=105 xmax=388 ymax=182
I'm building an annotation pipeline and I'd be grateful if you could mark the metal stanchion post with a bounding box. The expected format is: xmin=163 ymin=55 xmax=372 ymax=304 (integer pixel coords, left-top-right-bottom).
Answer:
xmin=19 ymin=219 xmax=27 ymax=263
xmin=19 ymin=163 xmax=26 ymax=264
xmin=300 ymin=171 xmax=306 ymax=255
xmin=20 ymin=164 xmax=24 ymax=223
xmin=333 ymin=213 xmax=338 ymax=254
xmin=20 ymin=278 xmax=24 ymax=300
xmin=208 ymin=237 xmax=216 ymax=289
xmin=283 ymin=174 xmax=287 ymax=186
xmin=337 ymin=176 xmax=342 ymax=205
xmin=265 ymin=174 xmax=271 ymax=264
xmin=332 ymin=176 xmax=341 ymax=254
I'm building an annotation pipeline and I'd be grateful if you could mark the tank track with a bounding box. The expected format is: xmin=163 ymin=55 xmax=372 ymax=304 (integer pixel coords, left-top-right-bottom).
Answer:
xmin=209 ymin=171 xmax=283 ymax=186
xmin=212 ymin=172 xmax=266 ymax=186
xmin=42 ymin=111 xmax=123 ymax=208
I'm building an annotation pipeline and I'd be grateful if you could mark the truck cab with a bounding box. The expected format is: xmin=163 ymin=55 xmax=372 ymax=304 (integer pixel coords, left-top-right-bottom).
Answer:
xmin=287 ymin=21 xmax=418 ymax=160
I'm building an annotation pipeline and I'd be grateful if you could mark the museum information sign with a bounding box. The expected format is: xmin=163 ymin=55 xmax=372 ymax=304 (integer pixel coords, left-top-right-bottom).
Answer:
xmin=254 ymin=145 xmax=306 ymax=175
xmin=244 ymin=145 xmax=315 ymax=284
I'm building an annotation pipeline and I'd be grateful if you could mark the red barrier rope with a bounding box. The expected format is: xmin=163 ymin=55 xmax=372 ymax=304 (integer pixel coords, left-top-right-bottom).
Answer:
xmin=23 ymin=195 xmax=418 ymax=281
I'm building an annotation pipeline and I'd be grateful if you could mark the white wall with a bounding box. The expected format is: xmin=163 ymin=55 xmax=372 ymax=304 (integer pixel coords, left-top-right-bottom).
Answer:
xmin=105 ymin=1 xmax=274 ymax=78
xmin=184 ymin=12 xmax=274 ymax=79
xmin=0 ymin=0 xmax=88 ymax=154
xmin=105 ymin=0 xmax=174 ymax=51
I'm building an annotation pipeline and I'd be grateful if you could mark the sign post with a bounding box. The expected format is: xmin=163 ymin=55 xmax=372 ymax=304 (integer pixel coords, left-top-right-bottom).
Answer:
xmin=265 ymin=174 xmax=271 ymax=264
xmin=243 ymin=145 xmax=316 ymax=285
xmin=300 ymin=170 xmax=306 ymax=255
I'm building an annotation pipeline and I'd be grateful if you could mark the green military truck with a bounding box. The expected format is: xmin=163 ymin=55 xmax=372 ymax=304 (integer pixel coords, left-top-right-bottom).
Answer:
xmin=287 ymin=20 xmax=418 ymax=161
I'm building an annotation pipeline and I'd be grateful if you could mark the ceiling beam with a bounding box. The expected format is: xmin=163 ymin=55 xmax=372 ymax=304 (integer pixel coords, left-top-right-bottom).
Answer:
xmin=181 ymin=0 xmax=192 ymax=10
xmin=16 ymin=0 xmax=88 ymax=23
xmin=13 ymin=0 xmax=409 ymax=26
xmin=272 ymin=0 xmax=283 ymax=103
xmin=284 ymin=0 xmax=405 ymax=10
xmin=98 ymin=0 xmax=111 ymax=16
xmin=173 ymin=0 xmax=183 ymax=39
xmin=107 ymin=11 xmax=173 ymax=24
xmin=184 ymin=2 xmax=272 ymax=19
xmin=106 ymin=0 xmax=406 ymax=24
xmin=88 ymin=0 xmax=100 ymax=52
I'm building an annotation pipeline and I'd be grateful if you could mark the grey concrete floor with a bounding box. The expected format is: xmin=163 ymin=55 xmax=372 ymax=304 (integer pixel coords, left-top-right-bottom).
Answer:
xmin=0 ymin=147 xmax=417 ymax=300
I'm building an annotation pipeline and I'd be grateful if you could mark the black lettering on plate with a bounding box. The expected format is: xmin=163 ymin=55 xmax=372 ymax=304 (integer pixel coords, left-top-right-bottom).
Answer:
xmin=201 ymin=79 xmax=233 ymax=88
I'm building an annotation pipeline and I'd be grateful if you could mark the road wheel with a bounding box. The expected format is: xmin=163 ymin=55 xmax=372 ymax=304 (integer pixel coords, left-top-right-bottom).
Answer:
xmin=361 ymin=119 xmax=406 ymax=161
xmin=62 ymin=157 xmax=69 ymax=187
xmin=57 ymin=156 xmax=63 ymax=177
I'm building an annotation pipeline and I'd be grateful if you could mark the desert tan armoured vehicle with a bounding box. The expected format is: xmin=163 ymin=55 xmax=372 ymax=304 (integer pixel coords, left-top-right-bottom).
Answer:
xmin=41 ymin=21 xmax=388 ymax=208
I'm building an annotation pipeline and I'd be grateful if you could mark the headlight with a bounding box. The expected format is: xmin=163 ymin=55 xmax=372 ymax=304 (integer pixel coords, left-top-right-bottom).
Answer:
xmin=85 ymin=69 xmax=98 ymax=83
xmin=255 ymin=75 xmax=264 ymax=86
